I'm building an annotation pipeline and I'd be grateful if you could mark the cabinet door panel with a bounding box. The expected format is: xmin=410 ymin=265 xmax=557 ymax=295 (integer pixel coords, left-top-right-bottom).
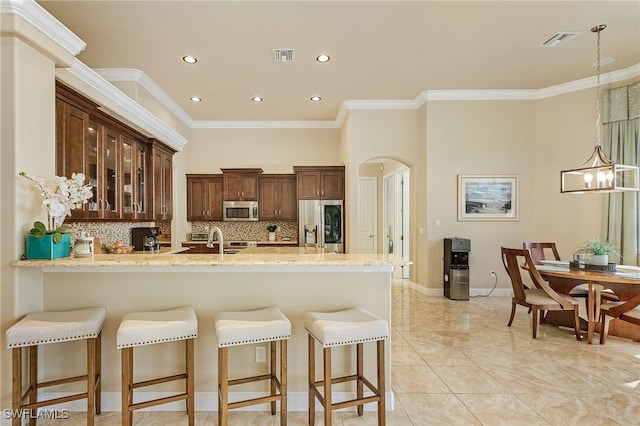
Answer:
xmin=321 ymin=171 xmax=344 ymax=200
xmin=122 ymin=139 xmax=134 ymax=215
xmin=279 ymin=177 xmax=297 ymax=220
xmin=297 ymin=171 xmax=320 ymax=199
xmin=102 ymin=127 xmax=120 ymax=218
xmin=187 ymin=178 xmax=207 ymax=221
xmin=259 ymin=178 xmax=278 ymax=221
xmin=207 ymin=177 xmax=223 ymax=220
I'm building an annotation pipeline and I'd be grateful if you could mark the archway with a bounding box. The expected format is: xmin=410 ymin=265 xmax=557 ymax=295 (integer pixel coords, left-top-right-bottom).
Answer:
xmin=358 ymin=158 xmax=411 ymax=279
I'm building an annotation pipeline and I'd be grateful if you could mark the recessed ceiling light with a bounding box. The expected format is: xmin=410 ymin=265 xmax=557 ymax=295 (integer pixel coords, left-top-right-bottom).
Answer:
xmin=316 ymin=54 xmax=330 ymax=63
xmin=190 ymin=96 xmax=201 ymax=102
xmin=183 ymin=56 xmax=197 ymax=64
xmin=252 ymin=96 xmax=263 ymax=102
xmin=310 ymin=96 xmax=321 ymax=102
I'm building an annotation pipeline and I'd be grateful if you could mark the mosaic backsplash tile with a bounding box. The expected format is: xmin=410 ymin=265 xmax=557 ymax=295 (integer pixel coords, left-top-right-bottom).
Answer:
xmin=64 ymin=220 xmax=297 ymax=246
xmin=66 ymin=221 xmax=170 ymax=246
xmin=190 ymin=221 xmax=298 ymax=242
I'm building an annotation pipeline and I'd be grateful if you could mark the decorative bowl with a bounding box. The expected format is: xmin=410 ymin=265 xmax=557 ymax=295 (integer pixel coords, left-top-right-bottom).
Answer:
xmin=103 ymin=242 xmax=134 ymax=254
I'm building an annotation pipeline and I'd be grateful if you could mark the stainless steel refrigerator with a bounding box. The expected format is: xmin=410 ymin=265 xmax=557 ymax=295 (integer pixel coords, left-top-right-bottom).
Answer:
xmin=298 ymin=200 xmax=344 ymax=253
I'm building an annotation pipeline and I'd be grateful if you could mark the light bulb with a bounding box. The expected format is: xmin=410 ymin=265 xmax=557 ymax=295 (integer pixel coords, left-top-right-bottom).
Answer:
xmin=597 ymin=171 xmax=606 ymax=187
xmin=584 ymin=173 xmax=593 ymax=189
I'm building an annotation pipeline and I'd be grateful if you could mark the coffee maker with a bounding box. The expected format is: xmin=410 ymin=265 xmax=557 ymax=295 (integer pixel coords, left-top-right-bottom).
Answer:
xmin=131 ymin=227 xmax=162 ymax=251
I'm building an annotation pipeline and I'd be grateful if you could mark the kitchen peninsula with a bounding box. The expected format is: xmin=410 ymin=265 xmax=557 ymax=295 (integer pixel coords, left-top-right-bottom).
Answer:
xmin=12 ymin=250 xmax=401 ymax=412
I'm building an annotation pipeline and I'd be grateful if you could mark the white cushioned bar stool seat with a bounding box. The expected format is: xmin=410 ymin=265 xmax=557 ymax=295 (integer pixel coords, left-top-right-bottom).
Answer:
xmin=6 ymin=307 xmax=106 ymax=426
xmin=214 ymin=307 xmax=291 ymax=426
xmin=304 ymin=308 xmax=389 ymax=426
xmin=117 ymin=307 xmax=198 ymax=426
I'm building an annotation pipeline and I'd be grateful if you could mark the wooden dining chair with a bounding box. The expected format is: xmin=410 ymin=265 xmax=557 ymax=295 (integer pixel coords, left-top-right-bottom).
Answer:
xmin=501 ymin=247 xmax=583 ymax=340
xmin=599 ymin=294 xmax=640 ymax=344
xmin=522 ymin=242 xmax=618 ymax=302
xmin=523 ymin=242 xmax=561 ymax=265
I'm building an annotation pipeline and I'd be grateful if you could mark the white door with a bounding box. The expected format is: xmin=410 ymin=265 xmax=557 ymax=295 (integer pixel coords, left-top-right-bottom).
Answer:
xmin=383 ymin=174 xmax=394 ymax=255
xmin=399 ymin=169 xmax=410 ymax=278
xmin=357 ymin=177 xmax=377 ymax=253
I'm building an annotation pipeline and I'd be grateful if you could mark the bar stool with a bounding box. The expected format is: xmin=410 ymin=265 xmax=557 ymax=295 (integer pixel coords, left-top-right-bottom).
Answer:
xmin=214 ymin=307 xmax=291 ymax=426
xmin=305 ymin=308 xmax=389 ymax=426
xmin=6 ymin=307 xmax=106 ymax=426
xmin=116 ymin=307 xmax=198 ymax=426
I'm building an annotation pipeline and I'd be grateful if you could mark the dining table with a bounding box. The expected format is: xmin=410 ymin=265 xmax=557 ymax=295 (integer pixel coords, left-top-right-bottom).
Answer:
xmin=535 ymin=261 xmax=640 ymax=344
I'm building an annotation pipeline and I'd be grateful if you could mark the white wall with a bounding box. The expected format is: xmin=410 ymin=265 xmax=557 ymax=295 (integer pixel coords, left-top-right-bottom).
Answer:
xmin=425 ymin=100 xmax=537 ymax=291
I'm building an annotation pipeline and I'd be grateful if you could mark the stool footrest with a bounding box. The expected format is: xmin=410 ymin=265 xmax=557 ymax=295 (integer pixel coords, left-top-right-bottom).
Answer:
xmin=133 ymin=373 xmax=187 ymax=389
xmin=228 ymin=373 xmax=274 ymax=387
xmin=38 ymin=374 xmax=89 ymax=389
xmin=20 ymin=392 xmax=89 ymax=410
xmin=228 ymin=393 xmax=282 ymax=410
xmin=332 ymin=395 xmax=381 ymax=411
xmin=128 ymin=392 xmax=189 ymax=411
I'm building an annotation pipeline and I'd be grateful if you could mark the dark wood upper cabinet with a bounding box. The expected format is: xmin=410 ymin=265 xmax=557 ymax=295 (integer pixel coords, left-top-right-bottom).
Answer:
xmin=259 ymin=175 xmax=297 ymax=221
xmin=151 ymin=142 xmax=174 ymax=221
xmin=294 ymin=166 xmax=345 ymax=200
xmin=221 ymin=168 xmax=262 ymax=201
xmin=186 ymin=174 xmax=223 ymax=221
xmin=56 ymin=81 xmax=174 ymax=222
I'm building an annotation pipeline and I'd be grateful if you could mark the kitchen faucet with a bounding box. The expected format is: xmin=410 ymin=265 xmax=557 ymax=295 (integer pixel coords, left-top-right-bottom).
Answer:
xmin=207 ymin=226 xmax=224 ymax=254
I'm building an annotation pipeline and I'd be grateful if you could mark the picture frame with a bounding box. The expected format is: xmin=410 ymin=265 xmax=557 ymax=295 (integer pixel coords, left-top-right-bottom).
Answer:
xmin=457 ymin=175 xmax=518 ymax=221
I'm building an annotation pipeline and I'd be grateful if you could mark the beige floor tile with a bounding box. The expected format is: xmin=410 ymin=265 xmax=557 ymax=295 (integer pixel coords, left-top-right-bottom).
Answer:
xmin=457 ymin=393 xmax=549 ymax=425
xmin=391 ymin=365 xmax=451 ymax=393
xmin=516 ymin=392 xmax=620 ymax=425
xmin=431 ymin=366 xmax=507 ymax=394
xmin=396 ymin=393 xmax=482 ymax=425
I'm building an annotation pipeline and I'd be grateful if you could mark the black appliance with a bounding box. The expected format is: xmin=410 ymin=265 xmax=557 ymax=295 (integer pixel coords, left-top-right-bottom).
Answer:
xmin=444 ymin=238 xmax=470 ymax=300
xmin=131 ymin=227 xmax=162 ymax=251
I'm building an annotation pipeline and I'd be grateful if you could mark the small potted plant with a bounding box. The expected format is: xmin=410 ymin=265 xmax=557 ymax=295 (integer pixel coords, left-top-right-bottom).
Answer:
xmin=267 ymin=225 xmax=277 ymax=241
xmin=574 ymin=239 xmax=619 ymax=265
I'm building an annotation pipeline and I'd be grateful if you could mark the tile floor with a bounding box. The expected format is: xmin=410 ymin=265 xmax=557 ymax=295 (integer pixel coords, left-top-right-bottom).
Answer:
xmin=39 ymin=280 xmax=640 ymax=425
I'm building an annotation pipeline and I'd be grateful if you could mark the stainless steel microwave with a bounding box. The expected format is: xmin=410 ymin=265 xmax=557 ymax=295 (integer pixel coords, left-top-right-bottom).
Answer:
xmin=223 ymin=201 xmax=259 ymax=221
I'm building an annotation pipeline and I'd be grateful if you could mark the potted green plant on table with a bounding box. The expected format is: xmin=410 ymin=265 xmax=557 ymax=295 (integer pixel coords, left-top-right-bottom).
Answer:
xmin=20 ymin=172 xmax=92 ymax=259
xmin=574 ymin=239 xmax=619 ymax=265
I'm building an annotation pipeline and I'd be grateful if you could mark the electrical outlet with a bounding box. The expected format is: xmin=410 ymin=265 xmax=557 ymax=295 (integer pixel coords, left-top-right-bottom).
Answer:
xmin=255 ymin=345 xmax=266 ymax=363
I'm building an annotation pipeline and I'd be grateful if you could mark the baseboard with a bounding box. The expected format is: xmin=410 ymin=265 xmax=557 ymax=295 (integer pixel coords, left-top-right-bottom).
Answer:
xmin=36 ymin=391 xmax=395 ymax=412
xmin=407 ymin=281 xmax=511 ymax=297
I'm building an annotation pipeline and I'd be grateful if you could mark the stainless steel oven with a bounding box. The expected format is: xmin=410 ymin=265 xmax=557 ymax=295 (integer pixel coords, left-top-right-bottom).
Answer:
xmin=223 ymin=201 xmax=259 ymax=221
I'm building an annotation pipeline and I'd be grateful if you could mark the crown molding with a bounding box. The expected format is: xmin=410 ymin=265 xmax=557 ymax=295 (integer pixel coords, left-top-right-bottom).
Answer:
xmin=61 ymin=59 xmax=187 ymax=151
xmin=68 ymin=62 xmax=640 ymax=133
xmin=191 ymin=121 xmax=338 ymax=129
xmin=95 ymin=68 xmax=195 ymax=128
xmin=0 ymin=0 xmax=85 ymax=62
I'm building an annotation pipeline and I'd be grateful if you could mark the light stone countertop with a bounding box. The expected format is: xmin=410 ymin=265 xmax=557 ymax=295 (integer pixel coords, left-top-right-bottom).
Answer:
xmin=13 ymin=246 xmax=406 ymax=269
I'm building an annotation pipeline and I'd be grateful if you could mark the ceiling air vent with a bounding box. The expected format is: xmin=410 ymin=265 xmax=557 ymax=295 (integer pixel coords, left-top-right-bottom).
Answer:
xmin=272 ymin=49 xmax=296 ymax=62
xmin=540 ymin=31 xmax=580 ymax=47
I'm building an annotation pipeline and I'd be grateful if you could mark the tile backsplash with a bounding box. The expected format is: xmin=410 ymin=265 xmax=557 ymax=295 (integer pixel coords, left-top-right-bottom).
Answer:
xmin=66 ymin=221 xmax=171 ymax=246
xmin=190 ymin=221 xmax=297 ymax=242
xmin=64 ymin=220 xmax=297 ymax=246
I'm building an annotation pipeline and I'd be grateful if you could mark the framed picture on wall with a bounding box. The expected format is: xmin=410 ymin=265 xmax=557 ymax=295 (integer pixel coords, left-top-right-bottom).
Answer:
xmin=457 ymin=175 xmax=519 ymax=221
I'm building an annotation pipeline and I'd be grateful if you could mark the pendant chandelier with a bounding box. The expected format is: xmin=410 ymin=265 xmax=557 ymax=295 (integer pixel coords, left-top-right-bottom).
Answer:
xmin=560 ymin=24 xmax=639 ymax=194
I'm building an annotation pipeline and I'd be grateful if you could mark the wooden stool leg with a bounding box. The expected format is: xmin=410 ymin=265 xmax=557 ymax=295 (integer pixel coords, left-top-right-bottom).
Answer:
xmin=357 ymin=343 xmax=363 ymax=416
xmin=12 ymin=348 xmax=22 ymax=426
xmin=308 ymin=335 xmax=315 ymax=426
xmin=121 ymin=348 xmax=132 ymax=426
xmin=96 ymin=332 xmax=102 ymax=414
xmin=323 ymin=347 xmax=332 ymax=426
xmin=186 ymin=339 xmax=195 ymax=426
xmin=218 ymin=347 xmax=228 ymax=426
xmin=281 ymin=339 xmax=288 ymax=426
xmin=270 ymin=341 xmax=276 ymax=415
xmin=28 ymin=346 xmax=37 ymax=426
xmin=87 ymin=338 xmax=96 ymax=426
xmin=377 ymin=340 xmax=386 ymax=426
